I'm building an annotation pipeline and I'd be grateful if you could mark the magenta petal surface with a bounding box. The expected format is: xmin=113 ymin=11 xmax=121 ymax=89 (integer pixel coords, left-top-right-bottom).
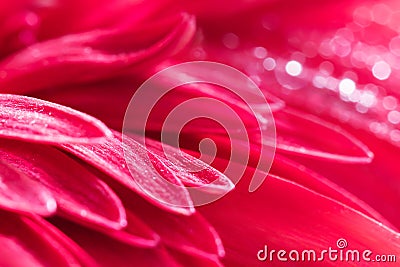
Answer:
xmin=0 ymin=139 xmax=126 ymax=231
xmin=133 ymin=135 xmax=234 ymax=194
xmin=0 ymin=94 xmax=111 ymax=144
xmin=27 ymin=215 xmax=98 ymax=267
xmin=52 ymin=218 xmax=182 ymax=267
xmin=271 ymin=154 xmax=396 ymax=229
xmin=115 ymin=184 xmax=225 ymax=259
xmin=61 ymin=131 xmax=195 ymax=215
xmin=168 ymin=248 xmax=224 ymax=267
xmin=200 ymin=159 xmax=400 ymax=266
xmin=289 ymin=136 xmax=400 ymax=229
xmin=0 ymin=211 xmax=85 ymax=267
xmin=0 ymin=159 xmax=56 ymax=216
xmin=0 ymin=13 xmax=195 ymax=94
xmin=274 ymin=108 xmax=374 ymax=163
xmin=93 ymin=209 xmax=161 ymax=248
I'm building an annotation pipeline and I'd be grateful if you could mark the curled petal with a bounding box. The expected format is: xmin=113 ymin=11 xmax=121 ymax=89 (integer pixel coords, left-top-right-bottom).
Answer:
xmin=0 ymin=13 xmax=195 ymax=94
xmin=61 ymin=131 xmax=195 ymax=216
xmin=0 ymin=139 xmax=126 ymax=231
xmin=0 ymin=94 xmax=111 ymax=144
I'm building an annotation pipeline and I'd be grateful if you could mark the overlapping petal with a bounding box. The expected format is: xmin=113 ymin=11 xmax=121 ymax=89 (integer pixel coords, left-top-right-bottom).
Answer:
xmin=113 ymin=183 xmax=225 ymax=260
xmin=0 ymin=139 xmax=126 ymax=231
xmin=0 ymin=13 xmax=195 ymax=94
xmin=0 ymin=211 xmax=96 ymax=267
xmin=51 ymin=218 xmax=181 ymax=267
xmin=61 ymin=131 xmax=195 ymax=215
xmin=0 ymin=159 xmax=56 ymax=216
xmin=273 ymin=108 xmax=374 ymax=163
xmin=134 ymin=135 xmax=234 ymax=194
xmin=0 ymin=94 xmax=111 ymax=144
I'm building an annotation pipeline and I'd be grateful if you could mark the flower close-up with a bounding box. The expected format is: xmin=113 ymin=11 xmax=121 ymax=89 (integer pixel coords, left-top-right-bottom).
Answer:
xmin=2 ymin=0 xmax=400 ymax=266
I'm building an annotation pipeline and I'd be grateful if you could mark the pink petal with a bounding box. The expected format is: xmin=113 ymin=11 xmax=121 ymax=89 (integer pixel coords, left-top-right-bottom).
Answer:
xmin=176 ymin=133 xmax=272 ymax=179
xmin=179 ymin=134 xmax=392 ymax=227
xmin=0 ymin=94 xmax=112 ymax=144
xmin=34 ymin=77 xmax=138 ymax=130
xmin=114 ymin=183 xmax=225 ymax=259
xmin=0 ymin=13 xmax=195 ymax=94
xmin=289 ymin=134 xmax=400 ymax=229
xmin=274 ymin=107 xmax=374 ymax=163
xmin=132 ymin=135 xmax=234 ymax=194
xmin=0 ymin=139 xmax=126 ymax=231
xmin=168 ymin=248 xmax=224 ymax=267
xmin=35 ymin=75 xmax=262 ymax=134
xmin=199 ymin=159 xmax=400 ymax=266
xmin=123 ymin=64 xmax=270 ymax=136
xmin=270 ymin=154 xmax=396 ymax=229
xmin=61 ymin=131 xmax=195 ymax=216
xmin=26 ymin=215 xmax=98 ymax=267
xmin=0 ymin=159 xmax=57 ymax=216
xmin=35 ymin=0 xmax=174 ymax=40
xmin=51 ymin=218 xmax=182 ymax=267
xmin=93 ymin=209 xmax=161 ymax=248
xmin=0 ymin=210 xmax=87 ymax=266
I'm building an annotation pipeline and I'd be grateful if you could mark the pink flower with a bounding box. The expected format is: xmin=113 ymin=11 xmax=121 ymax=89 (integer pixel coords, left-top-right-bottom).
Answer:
xmin=1 ymin=0 xmax=400 ymax=266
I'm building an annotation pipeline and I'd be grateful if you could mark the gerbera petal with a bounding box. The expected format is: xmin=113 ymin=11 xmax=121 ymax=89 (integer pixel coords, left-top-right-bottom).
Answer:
xmin=274 ymin=107 xmax=374 ymax=163
xmin=123 ymin=83 xmax=264 ymax=135
xmin=0 ymin=94 xmax=111 ymax=144
xmin=51 ymin=218 xmax=182 ymax=267
xmin=289 ymin=134 xmax=400 ymax=229
xmin=93 ymin=209 xmax=161 ymax=248
xmin=132 ymin=135 xmax=234 ymax=194
xmin=200 ymin=159 xmax=400 ymax=266
xmin=61 ymin=131 xmax=195 ymax=216
xmin=168 ymin=248 xmax=224 ymax=267
xmin=0 ymin=210 xmax=86 ymax=266
xmin=35 ymin=75 xmax=262 ymax=134
xmin=26 ymin=215 xmax=98 ymax=267
xmin=114 ymin=183 xmax=225 ymax=259
xmin=271 ymin=154 xmax=396 ymax=229
xmin=0 ymin=159 xmax=56 ymax=216
xmin=0 ymin=139 xmax=126 ymax=231
xmin=0 ymin=13 xmax=195 ymax=94
xmin=33 ymin=77 xmax=136 ymax=130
